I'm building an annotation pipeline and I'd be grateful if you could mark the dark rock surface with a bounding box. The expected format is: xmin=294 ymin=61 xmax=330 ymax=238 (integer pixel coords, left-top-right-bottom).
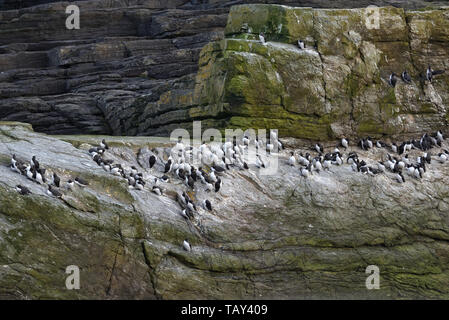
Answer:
xmin=1 ymin=0 xmax=449 ymax=136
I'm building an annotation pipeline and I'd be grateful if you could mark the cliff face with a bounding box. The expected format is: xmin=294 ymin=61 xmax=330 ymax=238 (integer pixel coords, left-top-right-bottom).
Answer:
xmin=0 ymin=0 xmax=228 ymax=135
xmin=1 ymin=121 xmax=449 ymax=299
xmin=133 ymin=4 xmax=449 ymax=139
xmin=1 ymin=1 xmax=449 ymax=137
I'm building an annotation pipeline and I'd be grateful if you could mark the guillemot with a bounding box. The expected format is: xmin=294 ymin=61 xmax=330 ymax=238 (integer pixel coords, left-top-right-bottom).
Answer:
xmin=47 ymin=185 xmax=63 ymax=198
xmin=202 ymin=199 xmax=212 ymax=211
xmin=33 ymin=168 xmax=45 ymax=184
xmin=164 ymin=159 xmax=173 ymax=173
xmin=214 ymin=178 xmax=222 ymax=192
xmin=74 ymin=177 xmax=89 ymax=187
xmin=401 ymin=70 xmax=412 ymax=83
xmin=389 ymin=73 xmax=398 ymax=87
xmin=53 ymin=173 xmax=60 ymax=187
xmin=395 ymin=172 xmax=405 ymax=183
xmin=288 ymin=152 xmax=296 ymax=166
xmin=149 ymin=155 xmax=156 ymax=169
xmin=426 ymin=65 xmax=445 ymax=82
xmin=259 ymin=32 xmax=266 ymax=44
xmin=255 ymin=155 xmax=265 ymax=169
xmin=100 ymin=139 xmax=109 ymax=150
xmin=314 ymin=143 xmax=324 ymax=154
xmin=181 ymin=208 xmax=194 ymax=220
xmin=152 ymin=185 xmax=163 ymax=196
xmin=15 ymin=185 xmax=31 ymax=195
xmin=340 ymin=138 xmax=349 ymax=150
xmin=31 ymin=156 xmax=40 ymax=169
xmin=183 ymin=239 xmax=191 ymax=252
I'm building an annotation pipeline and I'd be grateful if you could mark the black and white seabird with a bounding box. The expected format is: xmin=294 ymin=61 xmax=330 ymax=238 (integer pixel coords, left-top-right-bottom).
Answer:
xmin=212 ymin=165 xmax=226 ymax=175
xmin=376 ymin=140 xmax=386 ymax=148
xmin=11 ymin=154 xmax=26 ymax=175
xmin=47 ymin=185 xmax=63 ymax=198
xmin=15 ymin=185 xmax=31 ymax=195
xmin=300 ymin=165 xmax=310 ymax=177
xmin=389 ymin=73 xmax=398 ymax=87
xmin=135 ymin=179 xmax=145 ymax=191
xmin=31 ymin=156 xmax=40 ymax=169
xmin=297 ymin=39 xmax=305 ymax=49
xmin=214 ymin=178 xmax=222 ymax=193
xmin=395 ymin=172 xmax=405 ymax=183
xmin=100 ymin=139 xmax=109 ymax=150
xmin=181 ymin=208 xmax=194 ymax=220
xmin=255 ymin=155 xmax=265 ymax=169
xmin=288 ymin=151 xmax=296 ymax=166
xmin=340 ymin=138 xmax=349 ymax=150
xmin=75 ymin=177 xmax=89 ymax=187
xmin=183 ymin=239 xmax=191 ymax=252
xmin=436 ymin=130 xmax=445 ymax=143
xmin=401 ymin=70 xmax=412 ymax=83
xmin=391 ymin=143 xmax=398 ymax=153
xmin=426 ymin=65 xmax=445 ymax=82
xmin=149 ymin=155 xmax=156 ymax=169
xmin=259 ymin=32 xmax=265 ymax=44
xmin=314 ymin=143 xmax=324 ymax=154
xmin=111 ymin=164 xmax=122 ymax=176
xmin=366 ymin=137 xmax=373 ymax=149
xmin=25 ymin=165 xmax=33 ymax=181
xmin=53 ymin=173 xmax=60 ymax=187
xmin=186 ymin=176 xmax=195 ymax=189
xmin=202 ymin=199 xmax=212 ymax=211
xmin=152 ymin=185 xmax=163 ymax=196
xmin=33 ymin=168 xmax=45 ymax=184
xmin=164 ymin=159 xmax=173 ymax=173
xmin=424 ymin=152 xmax=432 ymax=164
xmin=66 ymin=179 xmax=75 ymax=190
xmin=187 ymin=200 xmax=196 ymax=213
xmin=177 ymin=192 xmax=187 ymax=208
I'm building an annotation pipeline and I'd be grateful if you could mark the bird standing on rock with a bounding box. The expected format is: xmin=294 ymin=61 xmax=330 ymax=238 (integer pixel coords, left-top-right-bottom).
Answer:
xmin=259 ymin=32 xmax=265 ymax=44
xmin=426 ymin=65 xmax=445 ymax=82
xmin=288 ymin=152 xmax=296 ymax=166
xmin=183 ymin=239 xmax=191 ymax=252
xmin=149 ymin=155 xmax=156 ymax=169
xmin=16 ymin=185 xmax=31 ymax=195
xmin=389 ymin=72 xmax=398 ymax=87
xmin=202 ymin=199 xmax=212 ymax=211
xmin=47 ymin=185 xmax=63 ymax=198
xmin=100 ymin=139 xmax=109 ymax=150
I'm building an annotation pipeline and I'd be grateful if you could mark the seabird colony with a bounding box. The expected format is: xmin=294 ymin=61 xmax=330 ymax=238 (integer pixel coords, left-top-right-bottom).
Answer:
xmin=8 ymin=127 xmax=449 ymax=250
xmin=10 ymin=153 xmax=88 ymax=198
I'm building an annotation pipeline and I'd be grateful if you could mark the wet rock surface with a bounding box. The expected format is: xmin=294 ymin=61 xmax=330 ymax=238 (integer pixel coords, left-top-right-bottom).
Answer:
xmin=1 ymin=121 xmax=449 ymax=299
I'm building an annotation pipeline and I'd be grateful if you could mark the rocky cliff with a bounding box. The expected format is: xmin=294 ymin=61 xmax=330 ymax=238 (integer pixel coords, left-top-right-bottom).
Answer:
xmin=1 ymin=121 xmax=449 ymax=299
xmin=1 ymin=1 xmax=449 ymax=137
xmin=133 ymin=4 xmax=449 ymax=140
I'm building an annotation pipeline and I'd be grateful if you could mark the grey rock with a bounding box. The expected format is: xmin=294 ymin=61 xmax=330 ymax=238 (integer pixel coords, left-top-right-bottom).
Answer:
xmin=1 ymin=121 xmax=449 ymax=299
